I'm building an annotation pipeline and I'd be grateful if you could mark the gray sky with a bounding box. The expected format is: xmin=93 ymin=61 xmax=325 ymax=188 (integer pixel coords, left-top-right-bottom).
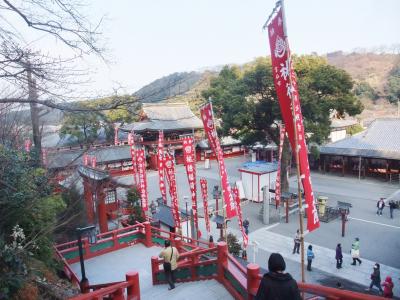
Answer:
xmin=23 ymin=0 xmax=400 ymax=96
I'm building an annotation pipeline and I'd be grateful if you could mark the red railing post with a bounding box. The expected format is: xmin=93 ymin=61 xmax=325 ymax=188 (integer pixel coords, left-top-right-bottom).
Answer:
xmin=144 ymin=222 xmax=153 ymax=247
xmin=151 ymin=256 xmax=160 ymax=285
xmin=113 ymin=230 xmax=119 ymax=249
xmin=191 ymin=253 xmax=198 ymax=280
xmin=247 ymin=263 xmax=260 ymax=299
xmin=126 ymin=271 xmax=140 ymax=300
xmin=217 ymin=242 xmax=228 ymax=282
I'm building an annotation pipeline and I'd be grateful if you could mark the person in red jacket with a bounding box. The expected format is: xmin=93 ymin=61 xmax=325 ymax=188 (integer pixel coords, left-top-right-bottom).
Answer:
xmin=382 ymin=276 xmax=394 ymax=298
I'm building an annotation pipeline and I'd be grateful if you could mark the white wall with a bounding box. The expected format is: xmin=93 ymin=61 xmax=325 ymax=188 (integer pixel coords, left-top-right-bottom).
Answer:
xmin=241 ymin=171 xmax=278 ymax=202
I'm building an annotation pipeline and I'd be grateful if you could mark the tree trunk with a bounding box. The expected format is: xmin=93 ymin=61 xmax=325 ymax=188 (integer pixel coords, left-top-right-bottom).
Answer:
xmin=280 ymin=138 xmax=291 ymax=192
xmin=28 ymin=68 xmax=42 ymax=162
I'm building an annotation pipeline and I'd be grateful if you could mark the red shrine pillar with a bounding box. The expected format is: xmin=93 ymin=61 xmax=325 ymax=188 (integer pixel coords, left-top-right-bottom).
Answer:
xmin=97 ymin=183 xmax=108 ymax=233
xmin=83 ymin=178 xmax=95 ymax=224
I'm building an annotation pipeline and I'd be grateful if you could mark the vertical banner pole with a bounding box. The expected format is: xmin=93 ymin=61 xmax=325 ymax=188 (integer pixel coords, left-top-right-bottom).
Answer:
xmin=280 ymin=0 xmax=305 ymax=283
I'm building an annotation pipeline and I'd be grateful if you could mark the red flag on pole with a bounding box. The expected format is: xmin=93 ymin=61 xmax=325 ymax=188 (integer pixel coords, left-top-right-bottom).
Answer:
xmin=200 ymin=102 xmax=237 ymax=219
xmin=158 ymin=131 xmax=167 ymax=204
xmin=233 ymin=186 xmax=248 ymax=248
xmin=182 ymin=136 xmax=199 ymax=238
xmin=129 ymin=131 xmax=138 ymax=186
xmin=136 ymin=149 xmax=148 ymax=211
xmin=164 ymin=152 xmax=181 ymax=228
xmin=200 ymin=178 xmax=211 ymax=234
xmin=42 ymin=148 xmax=47 ymax=166
xmin=83 ymin=154 xmax=89 ymax=166
xmin=91 ymin=156 xmax=97 ymax=168
xmin=275 ymin=125 xmax=286 ymax=208
xmin=267 ymin=7 xmax=319 ymax=232
xmin=114 ymin=125 xmax=119 ymax=146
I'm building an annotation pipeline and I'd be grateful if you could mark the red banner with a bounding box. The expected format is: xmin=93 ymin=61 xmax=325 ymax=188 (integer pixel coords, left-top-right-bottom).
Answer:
xmin=233 ymin=186 xmax=248 ymax=248
xmin=42 ymin=148 xmax=47 ymax=166
xmin=91 ymin=156 xmax=97 ymax=168
xmin=136 ymin=149 xmax=148 ymax=211
xmin=182 ymin=136 xmax=199 ymax=238
xmin=275 ymin=125 xmax=286 ymax=208
xmin=267 ymin=8 xmax=319 ymax=232
xmin=129 ymin=131 xmax=138 ymax=186
xmin=164 ymin=153 xmax=181 ymax=228
xmin=158 ymin=131 xmax=167 ymax=204
xmin=83 ymin=154 xmax=89 ymax=166
xmin=200 ymin=178 xmax=211 ymax=234
xmin=114 ymin=125 xmax=119 ymax=146
xmin=200 ymin=103 xmax=237 ymax=219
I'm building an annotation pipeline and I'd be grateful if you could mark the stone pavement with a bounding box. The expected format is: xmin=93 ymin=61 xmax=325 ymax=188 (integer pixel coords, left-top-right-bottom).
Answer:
xmin=247 ymin=227 xmax=400 ymax=298
xmin=70 ymin=243 xmax=233 ymax=300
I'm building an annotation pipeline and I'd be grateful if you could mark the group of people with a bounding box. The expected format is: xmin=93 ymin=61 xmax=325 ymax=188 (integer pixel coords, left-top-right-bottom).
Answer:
xmin=292 ymin=234 xmax=395 ymax=298
xmin=377 ymin=197 xmax=397 ymax=219
xmin=158 ymin=234 xmax=394 ymax=299
xmin=254 ymin=252 xmax=394 ymax=299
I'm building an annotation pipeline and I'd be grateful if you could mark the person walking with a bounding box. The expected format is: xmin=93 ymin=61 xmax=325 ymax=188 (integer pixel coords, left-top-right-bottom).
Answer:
xmin=366 ymin=263 xmax=383 ymax=295
xmin=243 ymin=218 xmax=250 ymax=235
xmin=159 ymin=240 xmax=180 ymax=290
xmin=307 ymin=245 xmax=315 ymax=271
xmin=388 ymin=200 xmax=396 ymax=219
xmin=351 ymin=237 xmax=362 ymax=265
xmin=382 ymin=276 xmax=394 ymax=298
xmin=335 ymin=243 xmax=343 ymax=269
xmin=292 ymin=229 xmax=301 ymax=254
xmin=377 ymin=198 xmax=385 ymax=216
xmin=255 ymin=253 xmax=301 ymax=300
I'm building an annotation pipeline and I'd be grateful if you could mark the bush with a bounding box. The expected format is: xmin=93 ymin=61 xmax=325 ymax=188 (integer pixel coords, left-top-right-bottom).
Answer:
xmin=226 ymin=233 xmax=242 ymax=256
xmin=126 ymin=187 xmax=145 ymax=224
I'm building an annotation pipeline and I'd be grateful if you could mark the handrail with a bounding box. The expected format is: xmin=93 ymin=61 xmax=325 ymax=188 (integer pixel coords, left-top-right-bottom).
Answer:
xmin=150 ymin=226 xmax=211 ymax=248
xmin=227 ymin=253 xmax=247 ymax=275
xmin=69 ymin=271 xmax=140 ymax=300
xmin=53 ymin=247 xmax=80 ymax=288
xmin=298 ymin=282 xmax=385 ymax=300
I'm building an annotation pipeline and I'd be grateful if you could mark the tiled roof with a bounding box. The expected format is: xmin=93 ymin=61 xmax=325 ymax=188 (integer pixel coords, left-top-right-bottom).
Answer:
xmin=152 ymin=203 xmax=189 ymax=227
xmin=320 ymin=118 xmax=400 ymax=160
xmin=121 ymin=103 xmax=203 ymax=132
xmin=46 ymin=145 xmax=132 ymax=169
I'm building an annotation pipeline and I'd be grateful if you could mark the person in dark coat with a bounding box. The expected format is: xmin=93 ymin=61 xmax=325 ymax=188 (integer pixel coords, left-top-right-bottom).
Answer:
xmin=388 ymin=200 xmax=396 ymax=219
xmin=243 ymin=218 xmax=250 ymax=235
xmin=377 ymin=198 xmax=385 ymax=216
xmin=366 ymin=263 xmax=383 ymax=295
xmin=335 ymin=243 xmax=343 ymax=269
xmin=255 ymin=253 xmax=301 ymax=300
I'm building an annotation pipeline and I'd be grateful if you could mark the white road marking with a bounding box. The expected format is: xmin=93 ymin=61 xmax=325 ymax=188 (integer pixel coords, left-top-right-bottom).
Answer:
xmin=348 ymin=217 xmax=400 ymax=229
xmin=263 ymin=223 xmax=280 ymax=231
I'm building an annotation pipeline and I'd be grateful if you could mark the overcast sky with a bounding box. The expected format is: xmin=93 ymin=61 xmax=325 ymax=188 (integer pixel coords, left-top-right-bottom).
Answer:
xmin=29 ymin=0 xmax=400 ymax=96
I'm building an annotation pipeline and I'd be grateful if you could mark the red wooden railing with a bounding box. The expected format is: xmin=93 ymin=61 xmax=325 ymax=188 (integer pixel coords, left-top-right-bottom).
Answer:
xmin=56 ymin=223 xmax=386 ymax=300
xmin=69 ymin=271 xmax=140 ymax=300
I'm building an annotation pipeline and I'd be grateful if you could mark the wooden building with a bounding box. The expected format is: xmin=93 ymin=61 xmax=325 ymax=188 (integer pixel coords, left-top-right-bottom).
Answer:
xmin=320 ymin=118 xmax=400 ymax=181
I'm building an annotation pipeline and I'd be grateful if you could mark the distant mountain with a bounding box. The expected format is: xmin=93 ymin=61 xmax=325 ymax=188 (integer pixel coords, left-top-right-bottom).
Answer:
xmin=133 ymin=71 xmax=203 ymax=103
xmin=327 ymin=51 xmax=400 ymax=123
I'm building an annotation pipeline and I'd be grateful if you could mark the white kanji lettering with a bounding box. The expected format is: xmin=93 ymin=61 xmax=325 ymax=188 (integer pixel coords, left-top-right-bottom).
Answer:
xmin=279 ymin=58 xmax=290 ymax=81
